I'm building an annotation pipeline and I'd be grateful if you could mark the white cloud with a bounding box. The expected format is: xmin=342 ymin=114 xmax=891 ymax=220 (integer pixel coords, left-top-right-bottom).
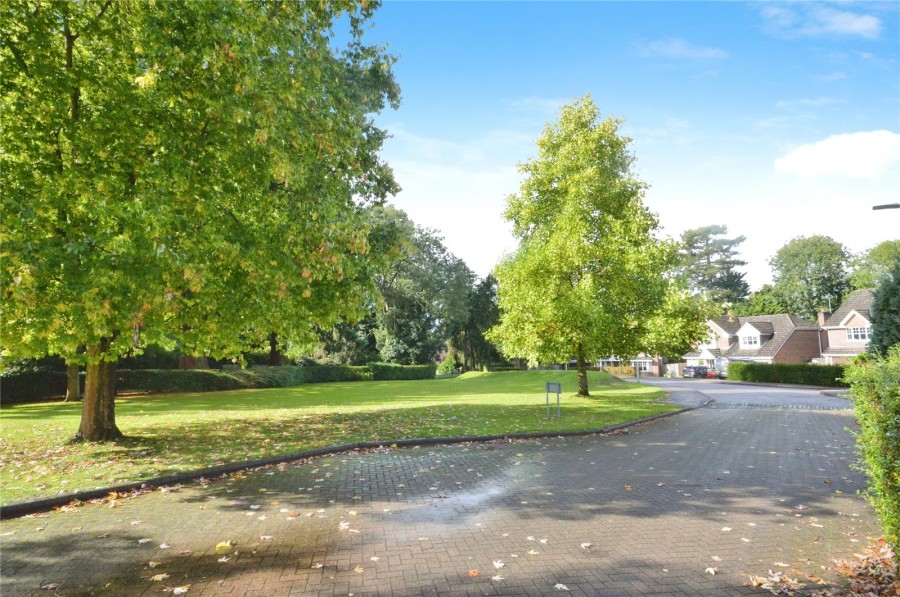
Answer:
xmin=760 ymin=4 xmax=881 ymax=39
xmin=774 ymin=97 xmax=841 ymax=109
xmin=774 ymin=130 xmax=900 ymax=178
xmin=641 ymin=38 xmax=729 ymax=61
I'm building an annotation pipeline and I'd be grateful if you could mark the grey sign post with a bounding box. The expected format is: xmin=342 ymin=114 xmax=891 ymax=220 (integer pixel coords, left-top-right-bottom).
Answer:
xmin=545 ymin=381 xmax=562 ymax=418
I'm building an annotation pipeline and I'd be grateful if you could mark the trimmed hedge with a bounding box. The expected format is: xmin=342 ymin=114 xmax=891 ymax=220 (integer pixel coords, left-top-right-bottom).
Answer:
xmin=602 ymin=366 xmax=636 ymax=378
xmin=367 ymin=363 xmax=436 ymax=381
xmin=726 ymin=362 xmax=847 ymax=387
xmin=2 ymin=363 xmax=436 ymax=403
xmin=844 ymin=348 xmax=900 ymax=552
xmin=0 ymin=371 xmax=70 ymax=404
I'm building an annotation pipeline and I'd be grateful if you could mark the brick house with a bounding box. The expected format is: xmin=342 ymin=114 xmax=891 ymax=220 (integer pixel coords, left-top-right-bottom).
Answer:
xmin=684 ymin=314 xmax=823 ymax=371
xmin=819 ymin=289 xmax=876 ymax=365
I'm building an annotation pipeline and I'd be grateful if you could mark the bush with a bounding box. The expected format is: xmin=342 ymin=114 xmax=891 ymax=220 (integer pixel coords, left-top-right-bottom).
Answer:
xmin=844 ymin=347 xmax=900 ymax=553
xmin=437 ymin=356 xmax=458 ymax=376
xmin=725 ymin=362 xmax=846 ymax=387
xmin=602 ymin=366 xmax=636 ymax=378
xmin=367 ymin=362 xmax=436 ymax=381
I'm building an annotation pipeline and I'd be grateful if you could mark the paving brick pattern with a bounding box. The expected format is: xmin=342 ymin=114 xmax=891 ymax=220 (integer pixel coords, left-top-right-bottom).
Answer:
xmin=1 ymin=406 xmax=879 ymax=596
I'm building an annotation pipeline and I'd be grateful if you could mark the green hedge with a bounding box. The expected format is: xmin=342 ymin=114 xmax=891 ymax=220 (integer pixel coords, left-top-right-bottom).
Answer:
xmin=844 ymin=348 xmax=900 ymax=552
xmin=367 ymin=363 xmax=436 ymax=381
xmin=726 ymin=362 xmax=847 ymax=387
xmin=0 ymin=371 xmax=70 ymax=404
xmin=3 ymin=363 xmax=436 ymax=403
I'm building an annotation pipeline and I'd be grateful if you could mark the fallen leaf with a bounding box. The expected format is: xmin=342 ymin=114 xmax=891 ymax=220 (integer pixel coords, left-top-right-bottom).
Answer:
xmin=706 ymin=567 xmax=719 ymax=575
xmin=721 ymin=527 xmax=732 ymax=532
xmin=215 ymin=540 xmax=234 ymax=554
xmin=312 ymin=563 xmax=323 ymax=569
xmin=354 ymin=565 xmax=364 ymax=573
xmin=493 ymin=560 xmax=504 ymax=569
xmin=554 ymin=583 xmax=570 ymax=591
xmin=772 ymin=561 xmax=789 ymax=567
xmin=147 ymin=561 xmax=160 ymax=568
xmin=492 ymin=574 xmax=505 ymax=581
xmin=172 ymin=587 xmax=189 ymax=595
xmin=218 ymin=556 xmax=231 ymax=562
xmin=159 ymin=543 xmax=171 ymax=549
xmin=467 ymin=570 xmax=480 ymax=577
xmin=527 ymin=549 xmax=540 ymax=555
xmin=370 ymin=556 xmax=380 ymax=562
xmin=40 ymin=583 xmax=60 ymax=590
xmin=150 ymin=573 xmax=169 ymax=581
xmin=711 ymin=556 xmax=722 ymax=562
xmin=260 ymin=535 xmax=273 ymax=541
xmin=741 ymin=538 xmax=750 ymax=543
xmin=581 ymin=542 xmax=592 ymax=549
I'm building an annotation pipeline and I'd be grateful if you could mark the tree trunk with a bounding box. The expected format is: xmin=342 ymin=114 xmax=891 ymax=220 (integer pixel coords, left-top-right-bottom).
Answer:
xmin=64 ymin=362 xmax=81 ymax=402
xmin=76 ymin=339 xmax=123 ymax=441
xmin=268 ymin=332 xmax=281 ymax=366
xmin=576 ymin=345 xmax=590 ymax=397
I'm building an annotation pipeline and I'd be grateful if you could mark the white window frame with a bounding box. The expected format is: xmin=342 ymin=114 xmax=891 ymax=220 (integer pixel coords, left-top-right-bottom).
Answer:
xmin=740 ymin=335 xmax=759 ymax=348
xmin=846 ymin=326 xmax=871 ymax=341
xmin=631 ymin=360 xmax=652 ymax=372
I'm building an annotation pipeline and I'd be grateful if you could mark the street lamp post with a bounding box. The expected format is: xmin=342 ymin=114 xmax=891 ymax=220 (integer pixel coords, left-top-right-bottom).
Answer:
xmin=873 ymin=203 xmax=900 ymax=210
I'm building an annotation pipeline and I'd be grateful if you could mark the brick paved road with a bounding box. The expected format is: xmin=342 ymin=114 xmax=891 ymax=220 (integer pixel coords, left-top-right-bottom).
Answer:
xmin=1 ymin=392 xmax=879 ymax=596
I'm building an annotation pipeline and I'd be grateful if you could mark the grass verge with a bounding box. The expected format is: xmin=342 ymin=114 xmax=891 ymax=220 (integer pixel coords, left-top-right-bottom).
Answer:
xmin=0 ymin=370 xmax=674 ymax=505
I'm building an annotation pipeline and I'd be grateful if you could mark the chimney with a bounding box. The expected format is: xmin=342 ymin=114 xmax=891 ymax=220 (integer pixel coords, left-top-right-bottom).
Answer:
xmin=817 ymin=308 xmax=830 ymax=327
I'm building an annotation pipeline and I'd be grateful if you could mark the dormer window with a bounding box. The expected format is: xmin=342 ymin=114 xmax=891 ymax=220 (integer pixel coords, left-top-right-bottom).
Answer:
xmin=846 ymin=326 xmax=871 ymax=341
xmin=741 ymin=335 xmax=759 ymax=347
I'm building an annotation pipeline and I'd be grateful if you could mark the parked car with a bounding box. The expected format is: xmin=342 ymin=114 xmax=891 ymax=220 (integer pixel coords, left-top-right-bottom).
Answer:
xmin=705 ymin=369 xmax=719 ymax=379
xmin=682 ymin=366 xmax=709 ymax=378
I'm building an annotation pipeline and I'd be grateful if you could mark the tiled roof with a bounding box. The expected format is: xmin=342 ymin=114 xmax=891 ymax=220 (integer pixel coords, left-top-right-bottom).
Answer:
xmin=824 ymin=290 xmax=875 ymax=327
xmin=745 ymin=321 xmax=774 ymax=335
xmin=708 ymin=313 xmax=819 ymax=360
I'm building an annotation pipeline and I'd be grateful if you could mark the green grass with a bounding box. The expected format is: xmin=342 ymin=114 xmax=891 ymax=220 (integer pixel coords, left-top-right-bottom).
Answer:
xmin=0 ymin=370 xmax=674 ymax=505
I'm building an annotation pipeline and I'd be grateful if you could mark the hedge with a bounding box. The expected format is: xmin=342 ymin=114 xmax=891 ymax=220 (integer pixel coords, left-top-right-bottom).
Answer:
xmin=367 ymin=363 xmax=436 ymax=381
xmin=2 ymin=364 xmax=436 ymax=403
xmin=726 ymin=362 xmax=847 ymax=387
xmin=844 ymin=348 xmax=900 ymax=552
xmin=602 ymin=366 xmax=636 ymax=378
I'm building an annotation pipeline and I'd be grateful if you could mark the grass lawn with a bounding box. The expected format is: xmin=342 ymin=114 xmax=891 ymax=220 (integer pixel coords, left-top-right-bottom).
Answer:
xmin=0 ymin=370 xmax=674 ymax=505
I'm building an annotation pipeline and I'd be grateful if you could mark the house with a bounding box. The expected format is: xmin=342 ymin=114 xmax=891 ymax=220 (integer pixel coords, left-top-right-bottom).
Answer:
xmin=598 ymin=354 xmax=665 ymax=376
xmin=684 ymin=314 xmax=823 ymax=371
xmin=819 ymin=289 xmax=876 ymax=365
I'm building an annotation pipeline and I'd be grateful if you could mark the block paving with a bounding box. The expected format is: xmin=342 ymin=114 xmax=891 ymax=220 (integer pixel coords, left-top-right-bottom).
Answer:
xmin=1 ymin=400 xmax=880 ymax=596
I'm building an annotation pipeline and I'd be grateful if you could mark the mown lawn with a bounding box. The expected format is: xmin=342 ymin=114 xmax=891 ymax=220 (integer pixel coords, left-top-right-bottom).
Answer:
xmin=0 ymin=370 xmax=674 ymax=505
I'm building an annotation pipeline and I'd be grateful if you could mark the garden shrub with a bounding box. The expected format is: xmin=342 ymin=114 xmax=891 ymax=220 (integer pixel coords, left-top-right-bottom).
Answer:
xmin=725 ymin=362 xmax=846 ymax=387
xmin=844 ymin=347 xmax=900 ymax=552
xmin=602 ymin=366 xmax=636 ymax=378
xmin=437 ymin=356 xmax=458 ymax=376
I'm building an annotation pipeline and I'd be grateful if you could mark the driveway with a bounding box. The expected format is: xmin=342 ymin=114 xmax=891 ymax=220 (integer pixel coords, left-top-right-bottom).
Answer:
xmin=0 ymin=383 xmax=879 ymax=596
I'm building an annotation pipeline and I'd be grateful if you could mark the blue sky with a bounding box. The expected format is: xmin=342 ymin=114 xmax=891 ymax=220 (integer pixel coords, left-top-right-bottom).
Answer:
xmin=360 ymin=1 xmax=899 ymax=290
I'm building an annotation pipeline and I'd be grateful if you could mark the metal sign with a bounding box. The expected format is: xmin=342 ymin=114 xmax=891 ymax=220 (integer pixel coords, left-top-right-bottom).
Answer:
xmin=545 ymin=382 xmax=561 ymax=418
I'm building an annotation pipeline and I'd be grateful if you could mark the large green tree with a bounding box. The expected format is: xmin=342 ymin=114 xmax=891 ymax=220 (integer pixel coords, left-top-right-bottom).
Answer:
xmin=769 ymin=235 xmax=850 ymax=320
xmin=850 ymin=240 xmax=900 ymax=290
xmin=1 ymin=0 xmax=399 ymax=440
xmin=870 ymin=262 xmax=900 ymax=355
xmin=730 ymin=284 xmax=786 ymax=317
xmin=489 ymin=95 xmax=675 ymax=396
xmin=676 ymin=225 xmax=749 ymax=305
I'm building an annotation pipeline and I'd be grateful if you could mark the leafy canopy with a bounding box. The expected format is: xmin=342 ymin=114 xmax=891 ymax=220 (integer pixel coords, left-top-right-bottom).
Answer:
xmin=769 ymin=235 xmax=849 ymax=320
xmin=676 ymin=224 xmax=749 ymax=305
xmin=489 ymin=95 xmax=676 ymax=372
xmin=1 ymin=0 xmax=400 ymax=364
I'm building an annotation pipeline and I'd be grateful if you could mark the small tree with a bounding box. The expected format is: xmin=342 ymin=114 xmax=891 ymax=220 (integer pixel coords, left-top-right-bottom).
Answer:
xmin=870 ymin=262 xmax=900 ymax=355
xmin=489 ymin=95 xmax=675 ymax=396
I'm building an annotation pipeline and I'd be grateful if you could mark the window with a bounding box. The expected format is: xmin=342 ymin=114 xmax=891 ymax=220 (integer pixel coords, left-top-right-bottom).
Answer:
xmin=741 ymin=335 xmax=759 ymax=347
xmin=632 ymin=360 xmax=652 ymax=372
xmin=846 ymin=326 xmax=871 ymax=341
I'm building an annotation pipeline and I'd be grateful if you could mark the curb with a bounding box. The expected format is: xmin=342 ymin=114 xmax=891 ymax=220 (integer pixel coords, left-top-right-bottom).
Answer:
xmin=0 ymin=403 xmax=701 ymax=520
